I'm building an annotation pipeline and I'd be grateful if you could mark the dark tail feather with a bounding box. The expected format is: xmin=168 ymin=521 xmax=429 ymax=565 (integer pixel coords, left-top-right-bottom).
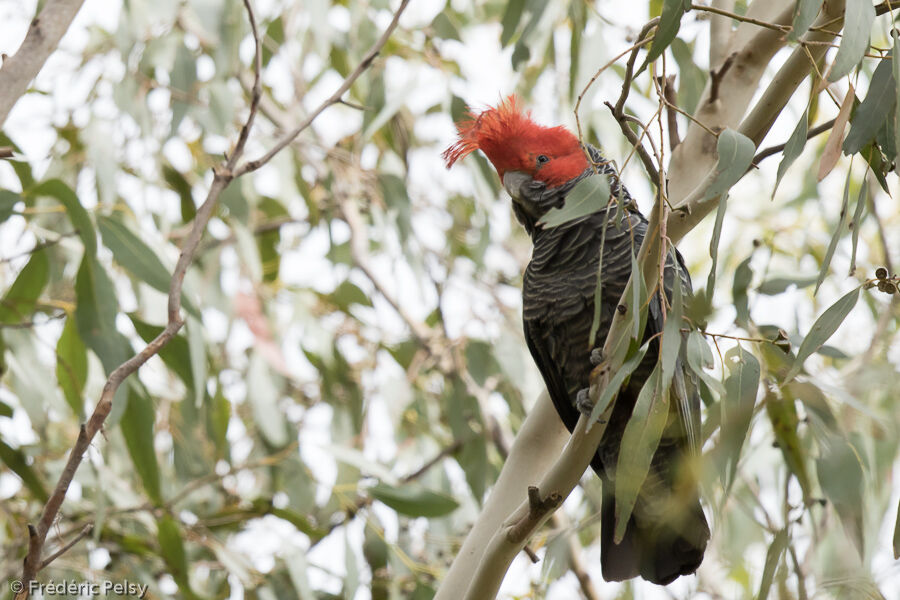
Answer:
xmin=600 ymin=473 xmax=709 ymax=585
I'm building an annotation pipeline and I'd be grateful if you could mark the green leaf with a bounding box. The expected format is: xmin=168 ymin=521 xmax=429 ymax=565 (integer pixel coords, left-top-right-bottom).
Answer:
xmin=790 ymin=0 xmax=824 ymax=41
xmin=766 ymin=391 xmax=813 ymax=499
xmin=828 ymin=0 xmax=875 ymax=82
xmin=758 ymin=528 xmax=789 ymax=600
xmin=0 ymin=189 xmax=19 ymax=224
xmin=589 ymin=208 xmax=613 ymax=346
xmin=816 ymin=435 xmax=865 ymax=552
xmin=130 ymin=316 xmax=194 ymax=390
xmin=207 ymin=386 xmax=230 ymax=461
xmin=843 ymin=56 xmax=896 ymax=153
xmin=0 ymin=248 xmax=49 ymax=324
xmin=447 ymin=378 xmax=488 ymax=502
xmin=537 ymin=175 xmax=610 ymax=228
xmin=757 ymin=275 xmax=818 ymax=295
xmin=56 ymin=316 xmax=88 ymax=417
xmin=893 ymin=498 xmax=900 ymax=559
xmin=369 ymin=482 xmax=459 ymax=518
xmin=814 ymin=171 xmax=852 ymax=296
xmin=187 ymin=317 xmax=206 ymax=407
xmin=97 ymin=215 xmax=170 ymax=291
xmin=719 ymin=346 xmax=759 ymax=492
xmin=157 ymin=515 xmax=197 ymax=597
xmin=247 ymin=351 xmax=289 ymax=447
xmin=74 ymin=256 xmax=130 ymax=375
xmin=849 ymin=176 xmax=867 ymax=274
xmin=329 ymin=280 xmax=373 ymax=312
xmin=704 ymin=129 xmax=756 ymax=201
xmin=97 ymin=215 xmax=200 ymax=319
xmin=614 ymin=364 xmax=668 ymax=543
xmin=589 ymin=341 xmax=650 ymax=426
xmin=670 ymin=39 xmax=706 ymax=115
xmin=500 ymin=0 xmax=525 ymax=47
xmin=706 ymin=193 xmax=728 ymax=296
xmin=685 ymin=330 xmax=725 ymax=397
xmin=163 ymin=165 xmax=196 ymax=223
xmin=0 ymin=438 xmax=49 ymax=501
xmin=646 ymin=0 xmax=686 ymax=65
xmin=630 ymin=253 xmax=649 ymax=341
xmin=893 ymin=36 xmax=900 ymax=168
xmin=465 ymin=340 xmax=501 ymax=386
xmin=659 ymin=276 xmax=683 ymax=389
xmin=32 ymin=179 xmax=96 ymax=257
xmin=785 ymin=286 xmax=860 ymax=382
xmin=431 ymin=11 xmax=461 ymax=41
xmin=121 ymin=387 xmax=162 ymax=504
xmin=773 ymin=108 xmax=809 ymax=197
xmin=732 ymin=255 xmax=753 ymax=328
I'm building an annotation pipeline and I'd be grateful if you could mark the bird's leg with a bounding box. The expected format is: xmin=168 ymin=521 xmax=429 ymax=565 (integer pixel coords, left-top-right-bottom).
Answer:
xmin=590 ymin=348 xmax=604 ymax=366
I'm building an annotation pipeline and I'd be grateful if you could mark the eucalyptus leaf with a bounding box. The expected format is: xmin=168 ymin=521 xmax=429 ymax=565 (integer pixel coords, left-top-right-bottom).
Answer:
xmin=646 ymin=0 xmax=686 ymax=65
xmin=369 ymin=482 xmax=459 ymax=518
xmin=790 ymin=0 xmax=824 ymax=41
xmin=120 ymin=387 xmax=162 ymax=504
xmin=828 ymin=0 xmax=875 ymax=82
xmin=719 ymin=346 xmax=759 ymax=492
xmin=758 ymin=528 xmax=789 ymax=600
xmin=0 ymin=248 xmax=49 ymax=324
xmin=704 ymin=129 xmax=756 ymax=201
xmin=843 ymin=56 xmax=896 ymax=154
xmin=537 ymin=175 xmax=610 ymax=228
xmin=785 ymin=286 xmax=860 ymax=382
xmin=614 ymin=364 xmax=667 ymax=544
xmin=773 ymin=108 xmax=809 ymax=197
xmin=32 ymin=179 xmax=96 ymax=257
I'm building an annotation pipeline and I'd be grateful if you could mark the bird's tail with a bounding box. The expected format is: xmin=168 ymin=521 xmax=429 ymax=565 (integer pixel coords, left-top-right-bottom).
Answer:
xmin=599 ymin=452 xmax=709 ymax=585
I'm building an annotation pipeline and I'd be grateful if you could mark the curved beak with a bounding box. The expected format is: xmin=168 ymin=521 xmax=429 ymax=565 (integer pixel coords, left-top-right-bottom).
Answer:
xmin=502 ymin=170 xmax=531 ymax=201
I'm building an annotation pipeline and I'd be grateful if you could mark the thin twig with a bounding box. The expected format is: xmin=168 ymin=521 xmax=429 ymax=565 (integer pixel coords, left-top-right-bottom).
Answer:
xmin=340 ymin=197 xmax=430 ymax=344
xmin=601 ymin=18 xmax=662 ymax=186
xmin=691 ymin=3 xmax=791 ymax=33
xmin=0 ymin=311 xmax=66 ymax=329
xmin=752 ymin=117 xmax=837 ymax=165
xmin=39 ymin=524 xmax=93 ymax=570
xmin=233 ymin=0 xmax=411 ymax=177
xmin=658 ymin=74 xmax=680 ymax=150
xmin=0 ymin=231 xmax=79 ymax=264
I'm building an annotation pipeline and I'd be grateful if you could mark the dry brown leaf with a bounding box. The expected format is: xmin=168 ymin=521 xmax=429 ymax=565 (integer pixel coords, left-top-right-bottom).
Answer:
xmin=817 ymin=84 xmax=855 ymax=181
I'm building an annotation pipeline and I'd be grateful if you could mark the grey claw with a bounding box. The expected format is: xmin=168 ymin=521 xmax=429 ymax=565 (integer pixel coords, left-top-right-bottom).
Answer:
xmin=590 ymin=348 xmax=604 ymax=366
xmin=576 ymin=388 xmax=594 ymax=415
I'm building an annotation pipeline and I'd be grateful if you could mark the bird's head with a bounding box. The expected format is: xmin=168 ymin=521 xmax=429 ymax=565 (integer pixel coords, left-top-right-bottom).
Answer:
xmin=443 ymin=96 xmax=590 ymax=223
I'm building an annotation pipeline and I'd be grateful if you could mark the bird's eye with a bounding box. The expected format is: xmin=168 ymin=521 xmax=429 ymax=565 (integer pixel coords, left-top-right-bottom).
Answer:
xmin=536 ymin=154 xmax=550 ymax=165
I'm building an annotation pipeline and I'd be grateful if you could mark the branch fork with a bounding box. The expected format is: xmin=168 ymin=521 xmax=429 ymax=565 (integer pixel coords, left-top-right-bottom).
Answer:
xmin=505 ymin=486 xmax=563 ymax=545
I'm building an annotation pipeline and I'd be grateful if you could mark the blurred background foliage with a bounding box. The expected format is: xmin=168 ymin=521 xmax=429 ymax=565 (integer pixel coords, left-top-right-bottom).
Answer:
xmin=0 ymin=0 xmax=899 ymax=598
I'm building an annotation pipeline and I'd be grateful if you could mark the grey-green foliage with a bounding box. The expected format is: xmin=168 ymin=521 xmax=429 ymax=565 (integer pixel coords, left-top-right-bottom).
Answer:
xmin=0 ymin=1 xmax=899 ymax=599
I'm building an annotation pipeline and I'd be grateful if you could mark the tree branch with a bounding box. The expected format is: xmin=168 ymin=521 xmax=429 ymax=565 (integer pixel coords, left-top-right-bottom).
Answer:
xmin=709 ymin=0 xmax=736 ymax=69
xmin=15 ymin=1 xmax=267 ymax=594
xmin=0 ymin=0 xmax=87 ymax=128
xmin=753 ymin=117 xmax=836 ymax=165
xmin=448 ymin=2 xmax=851 ymax=596
xmin=233 ymin=0 xmax=411 ymax=177
xmin=668 ymin=0 xmax=847 ymax=243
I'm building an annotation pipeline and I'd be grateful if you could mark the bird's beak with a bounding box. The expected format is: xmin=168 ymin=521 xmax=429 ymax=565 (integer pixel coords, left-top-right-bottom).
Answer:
xmin=502 ymin=170 xmax=531 ymax=201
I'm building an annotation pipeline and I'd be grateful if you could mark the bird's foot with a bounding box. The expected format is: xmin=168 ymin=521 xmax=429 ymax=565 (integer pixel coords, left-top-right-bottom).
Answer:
xmin=590 ymin=348 xmax=604 ymax=366
xmin=576 ymin=387 xmax=594 ymax=416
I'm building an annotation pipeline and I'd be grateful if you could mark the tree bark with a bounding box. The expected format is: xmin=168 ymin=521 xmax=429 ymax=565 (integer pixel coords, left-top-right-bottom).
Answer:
xmin=0 ymin=0 xmax=87 ymax=128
